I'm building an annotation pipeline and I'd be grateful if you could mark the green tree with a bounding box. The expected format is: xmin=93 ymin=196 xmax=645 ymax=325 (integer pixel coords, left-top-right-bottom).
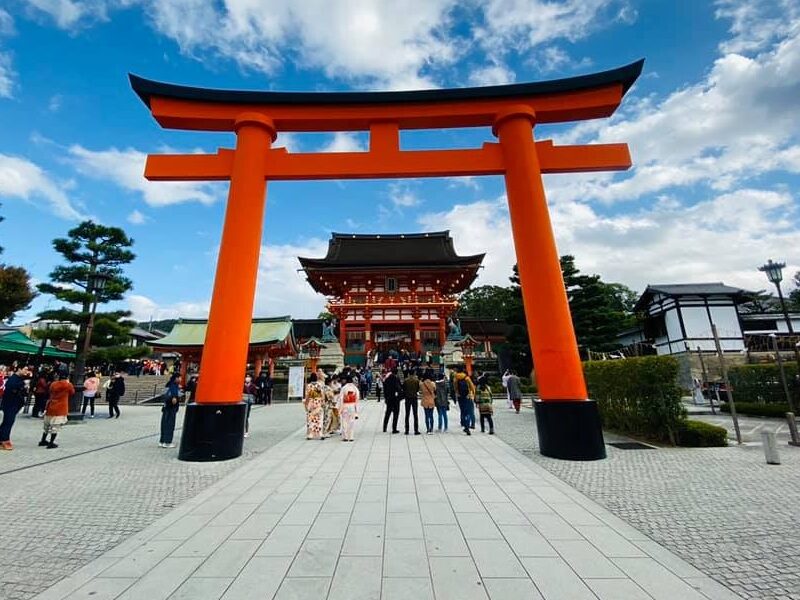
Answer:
xmin=37 ymin=221 xmax=136 ymax=380
xmin=561 ymin=255 xmax=636 ymax=353
xmin=0 ymin=204 xmax=37 ymax=322
xmin=458 ymin=285 xmax=515 ymax=318
xmin=789 ymin=271 xmax=800 ymax=310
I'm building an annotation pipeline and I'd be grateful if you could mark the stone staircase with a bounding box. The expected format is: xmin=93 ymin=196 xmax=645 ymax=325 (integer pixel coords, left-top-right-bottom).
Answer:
xmin=114 ymin=374 xmax=170 ymax=404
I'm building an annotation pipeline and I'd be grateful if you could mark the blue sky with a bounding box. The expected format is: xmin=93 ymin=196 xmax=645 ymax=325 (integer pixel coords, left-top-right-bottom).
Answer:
xmin=1 ymin=0 xmax=799 ymax=326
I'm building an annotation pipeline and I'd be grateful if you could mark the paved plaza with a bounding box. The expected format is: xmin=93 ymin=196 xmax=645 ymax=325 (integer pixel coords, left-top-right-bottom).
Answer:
xmin=494 ymin=406 xmax=800 ymax=600
xmin=18 ymin=402 xmax=745 ymax=600
xmin=0 ymin=404 xmax=303 ymax=600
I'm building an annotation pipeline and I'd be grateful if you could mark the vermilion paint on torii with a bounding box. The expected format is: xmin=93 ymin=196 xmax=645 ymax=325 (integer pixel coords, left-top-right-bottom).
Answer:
xmin=131 ymin=59 xmax=643 ymax=461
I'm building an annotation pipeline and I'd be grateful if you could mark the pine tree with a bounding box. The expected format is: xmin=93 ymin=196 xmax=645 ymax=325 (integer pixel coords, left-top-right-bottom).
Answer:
xmin=37 ymin=221 xmax=136 ymax=381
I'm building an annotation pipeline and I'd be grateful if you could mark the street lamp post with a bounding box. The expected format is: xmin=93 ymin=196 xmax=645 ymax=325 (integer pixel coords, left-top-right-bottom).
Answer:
xmin=68 ymin=272 xmax=108 ymax=422
xmin=758 ymin=259 xmax=800 ymax=410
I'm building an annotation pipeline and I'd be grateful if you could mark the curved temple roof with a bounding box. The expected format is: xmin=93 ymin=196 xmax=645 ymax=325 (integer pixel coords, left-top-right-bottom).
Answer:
xmin=129 ymin=60 xmax=644 ymax=109
xmin=298 ymin=231 xmax=485 ymax=270
xmin=151 ymin=316 xmax=295 ymax=349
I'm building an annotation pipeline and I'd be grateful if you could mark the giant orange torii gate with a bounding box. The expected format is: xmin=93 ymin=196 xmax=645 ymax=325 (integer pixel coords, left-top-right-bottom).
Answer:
xmin=130 ymin=59 xmax=643 ymax=462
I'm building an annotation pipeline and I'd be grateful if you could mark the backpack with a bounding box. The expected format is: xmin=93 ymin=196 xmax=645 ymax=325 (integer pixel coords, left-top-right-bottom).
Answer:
xmin=457 ymin=377 xmax=469 ymax=398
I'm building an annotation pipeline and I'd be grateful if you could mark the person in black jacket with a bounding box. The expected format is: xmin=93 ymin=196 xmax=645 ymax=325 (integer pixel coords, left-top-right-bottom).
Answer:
xmin=106 ymin=372 xmax=125 ymax=418
xmin=382 ymin=368 xmax=401 ymax=433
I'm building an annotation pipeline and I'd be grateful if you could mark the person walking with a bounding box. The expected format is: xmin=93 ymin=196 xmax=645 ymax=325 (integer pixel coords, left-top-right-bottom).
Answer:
xmin=403 ymin=370 xmax=421 ymax=435
xmin=31 ymin=370 xmax=50 ymax=418
xmin=375 ymin=374 xmax=382 ymax=402
xmin=243 ymin=375 xmax=256 ymax=438
xmin=338 ymin=375 xmax=360 ymax=442
xmin=506 ymin=370 xmax=523 ymax=413
xmin=159 ymin=374 xmax=181 ymax=448
xmin=454 ymin=367 xmax=476 ymax=435
xmin=255 ymin=371 xmax=268 ymax=405
xmin=40 ymin=373 xmax=74 ymax=449
xmin=0 ymin=366 xmax=31 ymax=450
xmin=382 ymin=368 xmax=401 ymax=433
xmin=434 ymin=371 xmax=450 ymax=432
xmin=304 ymin=373 xmax=326 ymax=440
xmin=81 ymin=371 xmax=100 ymax=418
xmin=106 ymin=372 xmax=125 ymax=418
xmin=476 ymin=379 xmax=495 ymax=434
xmin=185 ymin=375 xmax=198 ymax=403
xmin=420 ymin=375 xmax=436 ymax=434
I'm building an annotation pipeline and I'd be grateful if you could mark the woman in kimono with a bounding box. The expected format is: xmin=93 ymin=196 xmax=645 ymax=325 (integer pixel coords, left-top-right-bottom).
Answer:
xmin=322 ymin=376 xmax=337 ymax=436
xmin=338 ymin=375 xmax=360 ymax=442
xmin=304 ymin=372 xmax=326 ymax=440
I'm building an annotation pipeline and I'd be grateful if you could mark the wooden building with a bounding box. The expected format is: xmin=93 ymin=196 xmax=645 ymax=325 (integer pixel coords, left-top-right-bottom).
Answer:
xmin=299 ymin=232 xmax=484 ymax=365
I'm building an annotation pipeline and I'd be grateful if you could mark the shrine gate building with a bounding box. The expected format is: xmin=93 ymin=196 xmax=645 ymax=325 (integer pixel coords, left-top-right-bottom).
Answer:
xmin=299 ymin=231 xmax=483 ymax=365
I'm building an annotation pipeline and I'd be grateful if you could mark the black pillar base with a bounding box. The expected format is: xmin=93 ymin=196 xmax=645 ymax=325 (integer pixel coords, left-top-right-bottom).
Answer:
xmin=533 ymin=399 xmax=606 ymax=461
xmin=67 ymin=385 xmax=86 ymax=422
xmin=178 ymin=402 xmax=246 ymax=462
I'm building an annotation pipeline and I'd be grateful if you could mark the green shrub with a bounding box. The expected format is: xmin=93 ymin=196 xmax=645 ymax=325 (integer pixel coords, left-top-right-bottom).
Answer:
xmin=728 ymin=363 xmax=799 ymax=404
xmin=676 ymin=420 xmax=728 ymax=447
xmin=720 ymin=402 xmax=791 ymax=418
xmin=584 ymin=356 xmax=685 ymax=444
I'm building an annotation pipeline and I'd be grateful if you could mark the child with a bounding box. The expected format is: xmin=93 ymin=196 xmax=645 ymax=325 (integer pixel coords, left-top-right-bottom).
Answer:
xmin=476 ymin=380 xmax=495 ymax=435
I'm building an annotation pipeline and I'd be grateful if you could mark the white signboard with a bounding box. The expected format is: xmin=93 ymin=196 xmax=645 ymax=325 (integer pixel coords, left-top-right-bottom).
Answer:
xmin=287 ymin=366 xmax=305 ymax=399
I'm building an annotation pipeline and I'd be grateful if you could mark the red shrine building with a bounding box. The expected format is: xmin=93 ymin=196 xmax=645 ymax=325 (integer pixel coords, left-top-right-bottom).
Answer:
xmin=299 ymin=232 xmax=484 ymax=365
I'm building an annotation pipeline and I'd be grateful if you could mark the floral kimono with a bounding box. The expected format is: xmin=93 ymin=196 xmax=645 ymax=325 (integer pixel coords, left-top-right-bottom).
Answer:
xmin=338 ymin=382 xmax=360 ymax=442
xmin=323 ymin=384 xmax=338 ymax=435
xmin=304 ymin=381 xmax=326 ymax=440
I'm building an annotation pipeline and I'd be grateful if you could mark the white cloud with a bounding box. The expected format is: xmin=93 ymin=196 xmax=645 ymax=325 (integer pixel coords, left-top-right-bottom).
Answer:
xmin=22 ymin=0 xmax=629 ymax=89
xmin=127 ymin=209 xmax=146 ymax=224
xmin=126 ymin=294 xmax=209 ymax=322
xmin=126 ymin=237 xmax=330 ymax=321
xmin=48 ymin=94 xmax=62 ymax=112
xmin=715 ymin=0 xmax=799 ymax=54
xmin=388 ymin=182 xmax=421 ymax=208
xmin=68 ymin=145 xmax=223 ymax=206
xmin=0 ymin=9 xmax=15 ymax=99
xmin=0 ymin=153 xmax=84 ymax=219
xmin=0 ymin=52 xmax=14 ymax=98
xmin=418 ymin=188 xmax=800 ymax=296
xmin=255 ymin=239 xmax=329 ymax=318
xmin=318 ymin=132 xmax=366 ymax=153
xmin=468 ymin=63 xmax=515 ymax=86
xmin=549 ymin=10 xmax=800 ymax=205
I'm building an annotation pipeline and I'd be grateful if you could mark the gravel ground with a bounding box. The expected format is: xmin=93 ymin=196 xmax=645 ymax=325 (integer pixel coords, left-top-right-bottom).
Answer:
xmin=491 ymin=402 xmax=800 ymax=600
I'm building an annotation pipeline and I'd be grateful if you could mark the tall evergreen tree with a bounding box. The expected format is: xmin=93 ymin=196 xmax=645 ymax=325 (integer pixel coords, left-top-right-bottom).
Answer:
xmin=37 ymin=221 xmax=136 ymax=381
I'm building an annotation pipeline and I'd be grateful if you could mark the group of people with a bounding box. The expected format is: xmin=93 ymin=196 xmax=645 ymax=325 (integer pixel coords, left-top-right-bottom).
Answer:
xmin=381 ymin=364 xmax=497 ymax=436
xmin=303 ymin=368 xmax=361 ymax=442
xmin=302 ymin=359 xmax=525 ymax=442
xmin=0 ymin=364 xmax=75 ymax=450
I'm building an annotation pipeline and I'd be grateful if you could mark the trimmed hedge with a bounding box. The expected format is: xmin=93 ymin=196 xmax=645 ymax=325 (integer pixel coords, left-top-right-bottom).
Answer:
xmin=727 ymin=363 xmax=799 ymax=404
xmin=676 ymin=420 xmax=728 ymax=447
xmin=584 ymin=356 xmax=685 ymax=444
xmin=720 ymin=402 xmax=791 ymax=419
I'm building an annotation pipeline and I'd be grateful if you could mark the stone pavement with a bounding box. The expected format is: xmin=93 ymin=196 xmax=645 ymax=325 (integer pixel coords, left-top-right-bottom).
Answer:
xmin=32 ymin=403 xmax=742 ymax=600
xmin=0 ymin=403 xmax=304 ymax=600
xmin=493 ymin=405 xmax=800 ymax=600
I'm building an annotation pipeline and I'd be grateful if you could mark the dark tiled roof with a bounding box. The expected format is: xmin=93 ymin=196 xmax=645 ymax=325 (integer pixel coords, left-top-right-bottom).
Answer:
xmin=635 ymin=283 xmax=752 ymax=312
xmin=130 ymin=60 xmax=643 ymax=109
xmin=298 ymin=231 xmax=484 ymax=270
